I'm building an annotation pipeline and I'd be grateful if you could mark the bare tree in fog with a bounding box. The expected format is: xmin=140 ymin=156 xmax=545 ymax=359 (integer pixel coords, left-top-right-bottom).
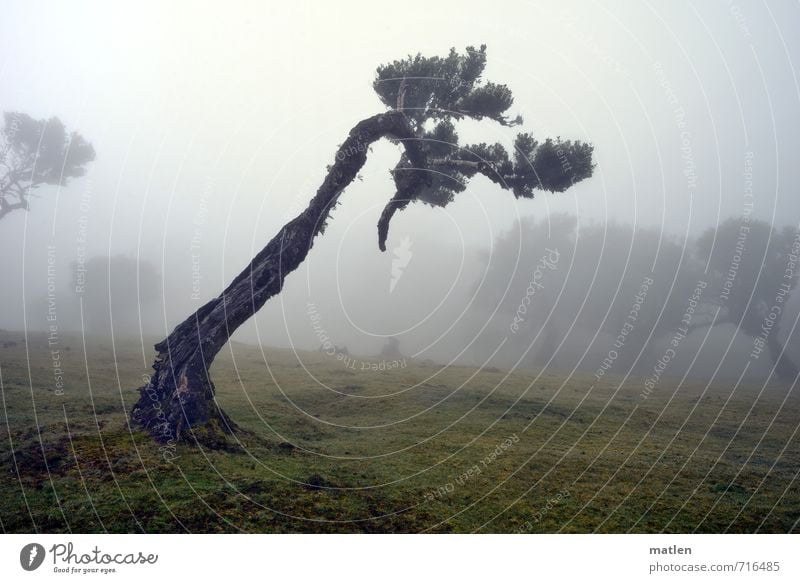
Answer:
xmin=0 ymin=112 xmax=95 ymax=220
xmin=695 ymin=218 xmax=799 ymax=383
xmin=131 ymin=45 xmax=595 ymax=443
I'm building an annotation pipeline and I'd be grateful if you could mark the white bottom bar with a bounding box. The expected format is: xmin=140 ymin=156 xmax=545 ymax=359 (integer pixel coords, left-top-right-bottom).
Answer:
xmin=1 ymin=534 xmax=796 ymax=582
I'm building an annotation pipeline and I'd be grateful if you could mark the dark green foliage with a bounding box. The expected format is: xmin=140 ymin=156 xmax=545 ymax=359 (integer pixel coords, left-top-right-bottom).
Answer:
xmin=512 ymin=137 xmax=596 ymax=195
xmin=373 ymin=45 xmax=594 ymax=210
xmin=373 ymin=45 xmax=506 ymax=127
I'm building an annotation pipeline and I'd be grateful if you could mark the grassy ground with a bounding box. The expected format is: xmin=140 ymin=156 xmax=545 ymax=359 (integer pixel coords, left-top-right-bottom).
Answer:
xmin=1 ymin=329 xmax=798 ymax=533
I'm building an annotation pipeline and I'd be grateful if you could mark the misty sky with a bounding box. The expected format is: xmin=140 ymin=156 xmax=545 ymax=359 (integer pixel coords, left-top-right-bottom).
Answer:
xmin=1 ymin=1 xmax=799 ymax=364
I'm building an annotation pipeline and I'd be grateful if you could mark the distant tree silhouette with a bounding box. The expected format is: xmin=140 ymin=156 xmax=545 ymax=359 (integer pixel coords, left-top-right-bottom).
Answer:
xmin=379 ymin=337 xmax=403 ymax=360
xmin=71 ymin=255 xmax=162 ymax=334
xmin=695 ymin=218 xmax=799 ymax=383
xmin=0 ymin=112 xmax=95 ymax=220
xmin=471 ymin=215 xmax=701 ymax=373
xmin=132 ymin=45 xmax=595 ymax=443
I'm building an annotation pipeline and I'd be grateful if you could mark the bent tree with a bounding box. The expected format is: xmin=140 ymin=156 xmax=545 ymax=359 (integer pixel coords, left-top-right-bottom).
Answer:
xmin=131 ymin=45 xmax=595 ymax=443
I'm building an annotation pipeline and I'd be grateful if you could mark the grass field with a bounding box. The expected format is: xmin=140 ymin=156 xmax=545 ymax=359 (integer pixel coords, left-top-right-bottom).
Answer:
xmin=1 ymin=329 xmax=798 ymax=533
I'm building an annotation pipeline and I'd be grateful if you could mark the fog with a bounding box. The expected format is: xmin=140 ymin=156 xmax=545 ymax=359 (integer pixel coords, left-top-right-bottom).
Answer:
xmin=2 ymin=1 xmax=799 ymax=387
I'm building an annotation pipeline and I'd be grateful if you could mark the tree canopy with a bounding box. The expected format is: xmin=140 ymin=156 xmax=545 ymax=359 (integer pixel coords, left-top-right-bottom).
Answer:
xmin=0 ymin=111 xmax=95 ymax=220
xmin=373 ymin=45 xmax=594 ymax=232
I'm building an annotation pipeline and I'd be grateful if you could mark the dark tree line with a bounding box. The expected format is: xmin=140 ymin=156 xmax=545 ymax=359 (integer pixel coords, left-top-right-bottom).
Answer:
xmin=470 ymin=215 xmax=798 ymax=384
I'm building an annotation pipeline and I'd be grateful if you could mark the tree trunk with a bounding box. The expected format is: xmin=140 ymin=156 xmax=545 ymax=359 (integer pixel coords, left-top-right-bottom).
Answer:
xmin=131 ymin=111 xmax=429 ymax=443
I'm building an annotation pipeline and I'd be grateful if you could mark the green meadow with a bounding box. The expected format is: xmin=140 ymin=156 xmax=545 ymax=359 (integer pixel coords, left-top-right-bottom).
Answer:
xmin=1 ymin=330 xmax=798 ymax=533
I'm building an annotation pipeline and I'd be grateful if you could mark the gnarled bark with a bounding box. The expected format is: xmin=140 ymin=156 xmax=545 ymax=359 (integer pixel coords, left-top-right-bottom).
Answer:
xmin=131 ymin=111 xmax=430 ymax=442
